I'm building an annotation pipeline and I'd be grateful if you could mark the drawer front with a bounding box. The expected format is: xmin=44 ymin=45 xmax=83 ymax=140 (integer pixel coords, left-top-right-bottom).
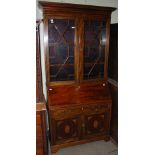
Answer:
xmin=51 ymin=103 xmax=110 ymax=119
xmin=83 ymin=104 xmax=109 ymax=115
xmin=51 ymin=106 xmax=82 ymax=119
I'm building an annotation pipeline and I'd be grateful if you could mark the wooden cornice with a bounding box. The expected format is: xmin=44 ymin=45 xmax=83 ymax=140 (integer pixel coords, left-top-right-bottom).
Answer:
xmin=39 ymin=1 xmax=116 ymax=15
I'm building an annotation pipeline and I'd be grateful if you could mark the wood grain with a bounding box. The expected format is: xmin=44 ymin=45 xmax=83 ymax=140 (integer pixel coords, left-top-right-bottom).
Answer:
xmin=48 ymin=82 xmax=111 ymax=106
xmin=39 ymin=1 xmax=116 ymax=153
xmin=36 ymin=103 xmax=48 ymax=155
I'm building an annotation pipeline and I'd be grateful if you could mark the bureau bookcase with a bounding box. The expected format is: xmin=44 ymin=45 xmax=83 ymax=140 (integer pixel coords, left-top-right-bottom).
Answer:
xmin=39 ymin=1 xmax=116 ymax=153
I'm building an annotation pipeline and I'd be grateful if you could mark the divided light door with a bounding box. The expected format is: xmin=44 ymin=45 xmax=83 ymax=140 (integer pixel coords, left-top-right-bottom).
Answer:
xmin=46 ymin=15 xmax=108 ymax=86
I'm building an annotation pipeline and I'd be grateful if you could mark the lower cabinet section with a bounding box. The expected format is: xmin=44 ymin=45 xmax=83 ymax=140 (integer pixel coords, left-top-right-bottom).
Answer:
xmin=55 ymin=117 xmax=81 ymax=144
xmin=50 ymin=103 xmax=111 ymax=153
xmin=85 ymin=114 xmax=106 ymax=136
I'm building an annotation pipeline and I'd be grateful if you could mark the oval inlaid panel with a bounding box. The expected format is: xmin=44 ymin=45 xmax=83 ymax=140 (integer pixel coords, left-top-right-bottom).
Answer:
xmin=64 ymin=125 xmax=70 ymax=134
xmin=87 ymin=115 xmax=104 ymax=134
xmin=57 ymin=119 xmax=77 ymax=140
xmin=93 ymin=120 xmax=99 ymax=129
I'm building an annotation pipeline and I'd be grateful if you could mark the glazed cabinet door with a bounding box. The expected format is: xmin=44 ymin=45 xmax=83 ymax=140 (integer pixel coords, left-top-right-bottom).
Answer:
xmin=46 ymin=16 xmax=108 ymax=85
xmin=83 ymin=18 xmax=106 ymax=81
xmin=47 ymin=17 xmax=78 ymax=83
xmin=46 ymin=16 xmax=108 ymax=84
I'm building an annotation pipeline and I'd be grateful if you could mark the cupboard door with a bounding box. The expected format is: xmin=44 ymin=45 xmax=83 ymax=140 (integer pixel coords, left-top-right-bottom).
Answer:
xmin=53 ymin=117 xmax=81 ymax=144
xmin=48 ymin=18 xmax=76 ymax=82
xmin=83 ymin=19 xmax=106 ymax=80
xmin=84 ymin=113 xmax=109 ymax=137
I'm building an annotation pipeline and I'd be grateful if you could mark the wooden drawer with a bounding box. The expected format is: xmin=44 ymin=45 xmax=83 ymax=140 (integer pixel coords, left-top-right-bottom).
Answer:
xmin=83 ymin=104 xmax=109 ymax=115
xmin=51 ymin=103 xmax=110 ymax=119
xmin=51 ymin=106 xmax=82 ymax=119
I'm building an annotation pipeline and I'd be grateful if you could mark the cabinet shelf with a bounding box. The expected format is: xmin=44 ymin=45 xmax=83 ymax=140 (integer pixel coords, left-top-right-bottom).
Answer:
xmin=50 ymin=62 xmax=104 ymax=67
xmin=49 ymin=42 xmax=74 ymax=46
xmin=84 ymin=62 xmax=104 ymax=65
xmin=50 ymin=64 xmax=74 ymax=67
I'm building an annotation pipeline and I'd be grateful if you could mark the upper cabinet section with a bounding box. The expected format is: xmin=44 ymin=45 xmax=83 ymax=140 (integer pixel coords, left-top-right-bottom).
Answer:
xmin=39 ymin=1 xmax=116 ymax=15
xmin=48 ymin=18 xmax=75 ymax=82
xmin=39 ymin=1 xmax=116 ymax=85
xmin=83 ymin=19 xmax=106 ymax=80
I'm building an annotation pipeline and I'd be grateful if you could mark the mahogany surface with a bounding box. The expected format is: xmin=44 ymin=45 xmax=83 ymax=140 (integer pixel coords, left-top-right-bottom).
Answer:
xmin=39 ymin=1 xmax=116 ymax=13
xmin=48 ymin=83 xmax=111 ymax=107
xmin=36 ymin=103 xmax=48 ymax=155
xmin=39 ymin=1 xmax=116 ymax=153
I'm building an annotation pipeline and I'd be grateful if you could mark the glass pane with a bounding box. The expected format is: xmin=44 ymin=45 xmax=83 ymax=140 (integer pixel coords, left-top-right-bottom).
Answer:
xmin=83 ymin=20 xmax=106 ymax=80
xmin=48 ymin=19 xmax=75 ymax=82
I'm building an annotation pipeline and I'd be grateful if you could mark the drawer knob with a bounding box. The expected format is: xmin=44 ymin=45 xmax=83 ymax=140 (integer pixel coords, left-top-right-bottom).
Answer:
xmin=82 ymin=107 xmax=84 ymax=111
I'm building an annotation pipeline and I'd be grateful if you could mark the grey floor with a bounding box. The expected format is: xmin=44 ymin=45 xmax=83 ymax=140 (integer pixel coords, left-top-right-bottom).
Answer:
xmin=50 ymin=140 xmax=118 ymax=155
